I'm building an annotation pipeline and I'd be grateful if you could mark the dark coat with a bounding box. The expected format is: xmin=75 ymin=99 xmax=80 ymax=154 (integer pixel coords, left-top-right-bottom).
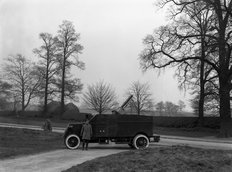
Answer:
xmin=81 ymin=123 xmax=92 ymax=140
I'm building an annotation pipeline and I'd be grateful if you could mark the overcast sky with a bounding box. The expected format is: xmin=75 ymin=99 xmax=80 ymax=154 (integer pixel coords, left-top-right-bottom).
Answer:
xmin=0 ymin=0 xmax=192 ymax=110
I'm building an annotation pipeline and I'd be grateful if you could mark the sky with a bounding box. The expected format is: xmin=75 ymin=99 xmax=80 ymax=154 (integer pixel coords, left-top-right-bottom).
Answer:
xmin=0 ymin=0 xmax=192 ymax=111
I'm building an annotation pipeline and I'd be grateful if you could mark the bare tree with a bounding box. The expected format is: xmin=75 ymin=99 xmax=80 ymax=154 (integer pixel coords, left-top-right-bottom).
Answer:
xmin=33 ymin=33 xmax=58 ymax=113
xmin=164 ymin=101 xmax=179 ymax=116
xmin=2 ymin=54 xmax=41 ymax=112
xmin=142 ymin=1 xmax=217 ymax=125
xmin=54 ymin=75 xmax=83 ymax=102
xmin=178 ymin=100 xmax=186 ymax=112
xmin=140 ymin=0 xmax=232 ymax=137
xmin=83 ymin=81 xmax=118 ymax=114
xmin=0 ymin=80 xmax=12 ymax=110
xmin=56 ymin=20 xmax=84 ymax=115
xmin=155 ymin=101 xmax=165 ymax=115
xmin=178 ymin=2 xmax=216 ymax=126
xmin=126 ymin=81 xmax=154 ymax=115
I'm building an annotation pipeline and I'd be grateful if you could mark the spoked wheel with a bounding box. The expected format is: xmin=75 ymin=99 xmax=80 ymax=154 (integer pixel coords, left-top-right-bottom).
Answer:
xmin=133 ymin=134 xmax=149 ymax=149
xmin=65 ymin=134 xmax=81 ymax=149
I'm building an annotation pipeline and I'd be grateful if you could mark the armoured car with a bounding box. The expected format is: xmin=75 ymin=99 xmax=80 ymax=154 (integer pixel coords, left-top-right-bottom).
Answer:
xmin=64 ymin=114 xmax=160 ymax=149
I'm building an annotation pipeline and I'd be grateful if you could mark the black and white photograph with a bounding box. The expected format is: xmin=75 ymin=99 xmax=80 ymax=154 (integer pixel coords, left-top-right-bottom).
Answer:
xmin=0 ymin=0 xmax=232 ymax=171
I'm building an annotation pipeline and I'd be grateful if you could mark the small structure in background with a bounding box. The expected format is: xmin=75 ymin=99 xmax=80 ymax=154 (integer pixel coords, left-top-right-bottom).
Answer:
xmin=46 ymin=101 xmax=92 ymax=121
xmin=42 ymin=119 xmax=52 ymax=132
xmin=47 ymin=101 xmax=61 ymax=117
xmin=65 ymin=103 xmax=80 ymax=112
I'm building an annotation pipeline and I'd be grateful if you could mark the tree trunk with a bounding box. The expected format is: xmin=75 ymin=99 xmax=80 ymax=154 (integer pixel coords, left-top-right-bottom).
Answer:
xmin=198 ymin=39 xmax=205 ymax=127
xmin=44 ymin=61 xmax=49 ymax=114
xmin=60 ymin=55 xmax=66 ymax=116
xmin=137 ymin=101 xmax=140 ymax=115
xmin=22 ymin=84 xmax=25 ymax=112
xmin=44 ymin=86 xmax=48 ymax=113
xmin=219 ymin=79 xmax=232 ymax=137
xmin=198 ymin=95 xmax=204 ymax=127
xmin=218 ymin=23 xmax=232 ymax=137
xmin=99 ymin=103 xmax=102 ymax=115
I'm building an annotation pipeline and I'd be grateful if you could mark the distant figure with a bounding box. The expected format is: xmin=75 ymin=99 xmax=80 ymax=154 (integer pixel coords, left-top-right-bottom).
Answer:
xmin=81 ymin=120 xmax=92 ymax=150
xmin=42 ymin=119 xmax=52 ymax=132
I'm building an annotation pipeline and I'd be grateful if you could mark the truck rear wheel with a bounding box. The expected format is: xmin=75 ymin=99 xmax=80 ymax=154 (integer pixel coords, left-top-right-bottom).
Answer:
xmin=133 ymin=134 xmax=149 ymax=149
xmin=65 ymin=134 xmax=80 ymax=149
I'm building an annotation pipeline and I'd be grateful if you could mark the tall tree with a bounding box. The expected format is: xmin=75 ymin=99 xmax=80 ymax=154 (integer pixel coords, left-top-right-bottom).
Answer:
xmin=140 ymin=0 xmax=232 ymax=137
xmin=155 ymin=101 xmax=165 ymax=115
xmin=54 ymin=75 xmax=83 ymax=103
xmin=177 ymin=0 xmax=232 ymax=135
xmin=126 ymin=81 xmax=154 ymax=115
xmin=33 ymin=33 xmax=58 ymax=113
xmin=184 ymin=2 xmax=216 ymax=126
xmin=164 ymin=101 xmax=179 ymax=116
xmin=56 ymin=20 xmax=84 ymax=115
xmin=83 ymin=81 xmax=118 ymax=114
xmin=2 ymin=54 xmax=41 ymax=112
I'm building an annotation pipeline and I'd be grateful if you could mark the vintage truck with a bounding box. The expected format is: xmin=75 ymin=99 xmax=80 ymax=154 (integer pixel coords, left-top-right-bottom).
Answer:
xmin=64 ymin=114 xmax=160 ymax=150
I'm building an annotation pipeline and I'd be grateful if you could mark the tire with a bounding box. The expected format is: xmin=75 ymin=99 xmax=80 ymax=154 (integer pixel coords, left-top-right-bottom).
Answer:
xmin=65 ymin=134 xmax=81 ymax=149
xmin=133 ymin=134 xmax=149 ymax=149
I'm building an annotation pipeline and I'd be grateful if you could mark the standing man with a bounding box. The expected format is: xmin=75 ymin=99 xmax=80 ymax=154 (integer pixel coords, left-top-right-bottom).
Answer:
xmin=42 ymin=119 xmax=52 ymax=132
xmin=81 ymin=120 xmax=92 ymax=150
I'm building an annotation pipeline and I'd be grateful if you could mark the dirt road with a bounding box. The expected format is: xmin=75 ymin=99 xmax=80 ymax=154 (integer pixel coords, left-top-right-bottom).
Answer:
xmin=160 ymin=137 xmax=232 ymax=150
xmin=0 ymin=144 xmax=128 ymax=172
xmin=0 ymin=122 xmax=64 ymax=133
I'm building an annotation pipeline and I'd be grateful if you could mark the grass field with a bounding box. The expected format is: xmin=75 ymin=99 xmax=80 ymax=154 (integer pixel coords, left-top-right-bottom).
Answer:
xmin=0 ymin=115 xmax=71 ymax=128
xmin=64 ymin=146 xmax=232 ymax=172
xmin=0 ymin=127 xmax=64 ymax=159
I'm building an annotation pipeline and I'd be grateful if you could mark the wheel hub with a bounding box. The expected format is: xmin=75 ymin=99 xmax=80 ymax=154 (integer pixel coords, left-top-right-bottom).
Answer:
xmin=137 ymin=138 xmax=147 ymax=148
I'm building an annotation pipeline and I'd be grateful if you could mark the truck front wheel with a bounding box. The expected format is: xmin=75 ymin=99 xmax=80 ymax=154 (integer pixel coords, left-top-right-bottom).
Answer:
xmin=65 ymin=134 xmax=81 ymax=149
xmin=133 ymin=134 xmax=149 ymax=149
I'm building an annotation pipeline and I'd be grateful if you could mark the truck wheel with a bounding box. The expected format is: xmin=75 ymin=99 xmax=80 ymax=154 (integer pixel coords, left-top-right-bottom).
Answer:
xmin=133 ymin=134 xmax=149 ymax=149
xmin=65 ymin=134 xmax=80 ymax=149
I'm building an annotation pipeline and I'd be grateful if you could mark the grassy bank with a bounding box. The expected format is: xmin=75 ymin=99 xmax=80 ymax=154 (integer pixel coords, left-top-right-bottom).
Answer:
xmin=64 ymin=146 xmax=232 ymax=172
xmin=0 ymin=127 xmax=64 ymax=159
